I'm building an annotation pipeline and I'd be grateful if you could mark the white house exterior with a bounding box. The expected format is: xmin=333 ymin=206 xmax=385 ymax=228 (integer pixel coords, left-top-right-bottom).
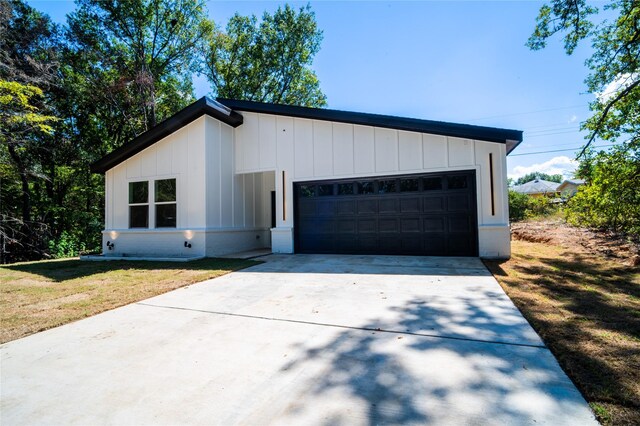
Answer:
xmin=92 ymin=97 xmax=522 ymax=259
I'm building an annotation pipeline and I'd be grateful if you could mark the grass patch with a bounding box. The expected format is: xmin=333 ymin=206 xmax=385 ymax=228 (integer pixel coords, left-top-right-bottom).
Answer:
xmin=0 ymin=257 xmax=258 ymax=344
xmin=484 ymin=240 xmax=640 ymax=425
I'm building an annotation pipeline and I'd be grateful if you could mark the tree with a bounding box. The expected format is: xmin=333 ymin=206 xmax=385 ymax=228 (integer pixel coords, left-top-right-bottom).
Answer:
xmin=513 ymin=172 xmax=563 ymax=186
xmin=0 ymin=0 xmax=58 ymax=86
xmin=528 ymin=1 xmax=640 ymax=236
xmin=67 ymin=0 xmax=213 ymax=131
xmin=0 ymin=0 xmax=61 ymax=262
xmin=527 ymin=0 xmax=639 ymax=152
xmin=203 ymin=4 xmax=327 ymax=107
xmin=0 ymin=80 xmax=58 ymax=262
xmin=566 ymin=146 xmax=640 ymax=233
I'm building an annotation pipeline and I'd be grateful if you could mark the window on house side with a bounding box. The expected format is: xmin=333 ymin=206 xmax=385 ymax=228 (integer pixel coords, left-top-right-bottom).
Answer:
xmin=155 ymin=178 xmax=176 ymax=228
xmin=129 ymin=181 xmax=149 ymax=228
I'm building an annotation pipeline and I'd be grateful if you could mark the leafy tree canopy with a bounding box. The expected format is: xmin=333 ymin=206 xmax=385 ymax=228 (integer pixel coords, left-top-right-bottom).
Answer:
xmin=513 ymin=172 xmax=563 ymax=186
xmin=1 ymin=0 xmax=331 ymax=262
xmin=67 ymin=0 xmax=213 ymax=130
xmin=0 ymin=0 xmax=59 ymax=85
xmin=529 ymin=1 xmax=640 ymax=236
xmin=204 ymin=4 xmax=326 ymax=107
xmin=0 ymin=80 xmax=56 ymax=135
xmin=528 ymin=0 xmax=639 ymax=151
xmin=566 ymin=146 xmax=640 ymax=234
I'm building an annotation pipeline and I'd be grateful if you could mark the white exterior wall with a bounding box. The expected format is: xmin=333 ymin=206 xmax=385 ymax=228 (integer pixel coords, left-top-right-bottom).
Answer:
xmin=234 ymin=112 xmax=511 ymax=258
xmin=102 ymin=110 xmax=511 ymax=259
xmin=102 ymin=116 xmax=272 ymax=258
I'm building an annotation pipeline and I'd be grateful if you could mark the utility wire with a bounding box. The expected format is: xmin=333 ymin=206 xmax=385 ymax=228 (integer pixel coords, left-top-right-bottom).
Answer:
xmin=525 ymin=130 xmax=585 ymax=139
xmin=525 ymin=121 xmax=584 ymax=130
xmin=465 ymin=104 xmax=589 ymax=122
xmin=525 ymin=126 xmax=580 ymax=135
xmin=510 ymin=144 xmax=617 ymax=157
xmin=522 ymin=140 xmax=593 ymax=148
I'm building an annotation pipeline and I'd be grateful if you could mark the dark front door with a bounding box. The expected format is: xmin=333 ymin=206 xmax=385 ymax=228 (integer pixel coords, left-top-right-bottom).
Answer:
xmin=293 ymin=171 xmax=478 ymax=256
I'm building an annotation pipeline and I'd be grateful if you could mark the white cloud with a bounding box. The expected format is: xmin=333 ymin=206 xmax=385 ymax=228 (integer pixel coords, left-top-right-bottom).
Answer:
xmin=509 ymin=156 xmax=578 ymax=180
xmin=568 ymin=114 xmax=578 ymax=123
xmin=597 ymin=73 xmax=638 ymax=103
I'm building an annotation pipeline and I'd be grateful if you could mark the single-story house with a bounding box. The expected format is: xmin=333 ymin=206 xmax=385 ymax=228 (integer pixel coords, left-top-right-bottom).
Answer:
xmin=91 ymin=97 xmax=523 ymax=259
xmin=510 ymin=179 xmax=560 ymax=197
xmin=557 ymin=179 xmax=585 ymax=197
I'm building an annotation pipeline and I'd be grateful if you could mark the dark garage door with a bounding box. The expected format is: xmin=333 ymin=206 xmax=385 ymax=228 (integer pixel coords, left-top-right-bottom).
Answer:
xmin=294 ymin=171 xmax=478 ymax=256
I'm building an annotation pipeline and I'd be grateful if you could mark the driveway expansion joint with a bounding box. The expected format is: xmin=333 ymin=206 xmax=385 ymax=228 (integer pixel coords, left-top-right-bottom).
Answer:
xmin=136 ymin=301 xmax=549 ymax=350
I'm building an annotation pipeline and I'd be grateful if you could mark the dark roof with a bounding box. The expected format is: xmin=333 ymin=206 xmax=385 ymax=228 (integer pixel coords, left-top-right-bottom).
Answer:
xmin=90 ymin=97 xmax=243 ymax=173
xmin=91 ymin=96 xmax=523 ymax=173
xmin=217 ymin=98 xmax=523 ymax=153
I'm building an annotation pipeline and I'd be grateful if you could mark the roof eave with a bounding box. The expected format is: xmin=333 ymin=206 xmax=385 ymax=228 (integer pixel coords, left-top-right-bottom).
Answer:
xmin=90 ymin=97 xmax=243 ymax=174
xmin=506 ymin=139 xmax=522 ymax=155
xmin=217 ymin=98 xmax=523 ymax=146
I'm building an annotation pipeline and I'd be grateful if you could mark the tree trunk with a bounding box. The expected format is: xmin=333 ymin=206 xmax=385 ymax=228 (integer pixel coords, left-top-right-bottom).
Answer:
xmin=7 ymin=144 xmax=31 ymax=224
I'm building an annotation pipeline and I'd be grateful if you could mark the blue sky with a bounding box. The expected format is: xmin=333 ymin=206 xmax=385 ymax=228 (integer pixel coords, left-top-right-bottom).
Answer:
xmin=30 ymin=0 xmax=597 ymax=180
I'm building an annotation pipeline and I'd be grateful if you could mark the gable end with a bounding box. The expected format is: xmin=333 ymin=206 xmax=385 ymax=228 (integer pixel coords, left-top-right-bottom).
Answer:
xmin=91 ymin=98 xmax=243 ymax=174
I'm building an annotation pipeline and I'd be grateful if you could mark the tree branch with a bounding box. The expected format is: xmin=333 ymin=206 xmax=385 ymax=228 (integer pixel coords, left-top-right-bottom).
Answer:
xmin=578 ymin=78 xmax=640 ymax=158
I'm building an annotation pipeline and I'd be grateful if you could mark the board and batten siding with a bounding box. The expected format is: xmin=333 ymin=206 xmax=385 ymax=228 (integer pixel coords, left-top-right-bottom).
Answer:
xmin=103 ymin=116 xmax=273 ymax=257
xmin=233 ymin=111 xmax=510 ymax=258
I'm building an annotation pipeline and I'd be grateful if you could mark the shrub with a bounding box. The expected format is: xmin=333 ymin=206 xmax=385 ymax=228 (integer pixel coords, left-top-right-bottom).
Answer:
xmin=566 ymin=147 xmax=640 ymax=236
xmin=509 ymin=190 xmax=530 ymax=221
xmin=509 ymin=191 xmax=558 ymax=221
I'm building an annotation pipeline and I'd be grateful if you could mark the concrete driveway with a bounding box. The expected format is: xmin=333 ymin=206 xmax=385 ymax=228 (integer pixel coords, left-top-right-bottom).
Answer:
xmin=1 ymin=254 xmax=596 ymax=425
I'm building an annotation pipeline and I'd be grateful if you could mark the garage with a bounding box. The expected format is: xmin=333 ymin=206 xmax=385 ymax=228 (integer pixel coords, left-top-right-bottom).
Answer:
xmin=294 ymin=170 xmax=478 ymax=256
xmin=94 ymin=97 xmax=521 ymax=259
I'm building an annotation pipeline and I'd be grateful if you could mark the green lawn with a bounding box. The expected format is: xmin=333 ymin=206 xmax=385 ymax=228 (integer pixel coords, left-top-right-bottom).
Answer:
xmin=0 ymin=257 xmax=258 ymax=343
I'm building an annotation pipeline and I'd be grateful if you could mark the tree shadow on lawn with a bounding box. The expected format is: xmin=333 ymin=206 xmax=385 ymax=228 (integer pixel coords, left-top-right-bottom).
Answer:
xmin=1 ymin=258 xmax=258 ymax=282
xmin=485 ymin=252 xmax=640 ymax=422
xmin=280 ymin=296 xmax=593 ymax=425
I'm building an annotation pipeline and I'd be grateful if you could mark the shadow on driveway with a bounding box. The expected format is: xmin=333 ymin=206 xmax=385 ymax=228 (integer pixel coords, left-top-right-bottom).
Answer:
xmin=275 ymin=296 xmax=594 ymax=425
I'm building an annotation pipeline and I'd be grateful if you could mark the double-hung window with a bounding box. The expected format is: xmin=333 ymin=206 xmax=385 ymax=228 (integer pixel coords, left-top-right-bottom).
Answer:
xmin=129 ymin=181 xmax=149 ymax=228
xmin=155 ymin=178 xmax=176 ymax=228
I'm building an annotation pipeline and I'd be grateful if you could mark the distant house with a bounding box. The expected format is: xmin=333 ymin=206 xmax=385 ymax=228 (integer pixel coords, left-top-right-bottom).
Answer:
xmin=510 ymin=179 xmax=560 ymax=197
xmin=557 ymin=179 xmax=585 ymax=197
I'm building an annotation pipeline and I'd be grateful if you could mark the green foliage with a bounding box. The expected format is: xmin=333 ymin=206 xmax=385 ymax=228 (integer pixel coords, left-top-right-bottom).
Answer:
xmin=0 ymin=79 xmax=57 ymax=136
xmin=513 ymin=172 xmax=563 ymax=185
xmin=526 ymin=0 xmax=597 ymax=54
xmin=1 ymin=0 xmax=330 ymax=263
xmin=204 ymin=4 xmax=327 ymax=107
xmin=528 ymin=0 xmax=639 ymax=149
xmin=509 ymin=191 xmax=557 ymax=221
xmin=527 ymin=196 xmax=556 ymax=217
xmin=509 ymin=190 xmax=531 ymax=221
xmin=528 ymin=1 xmax=639 ymax=237
xmin=48 ymin=231 xmax=87 ymax=258
xmin=589 ymin=403 xmax=612 ymax=425
xmin=66 ymin=0 xmax=212 ymax=130
xmin=566 ymin=147 xmax=640 ymax=235
xmin=0 ymin=0 xmax=59 ymax=84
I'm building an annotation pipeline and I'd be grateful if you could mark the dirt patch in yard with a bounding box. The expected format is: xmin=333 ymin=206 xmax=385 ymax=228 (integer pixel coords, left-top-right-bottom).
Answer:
xmin=511 ymin=219 xmax=640 ymax=266
xmin=485 ymin=222 xmax=640 ymax=425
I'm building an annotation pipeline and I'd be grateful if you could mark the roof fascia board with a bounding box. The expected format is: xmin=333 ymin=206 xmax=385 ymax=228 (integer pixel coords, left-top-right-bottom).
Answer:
xmin=217 ymin=98 xmax=524 ymax=149
xmin=91 ymin=98 xmax=243 ymax=174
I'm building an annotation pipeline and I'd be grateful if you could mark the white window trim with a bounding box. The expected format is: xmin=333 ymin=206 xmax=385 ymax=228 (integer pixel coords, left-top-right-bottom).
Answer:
xmin=128 ymin=180 xmax=150 ymax=229
xmin=154 ymin=178 xmax=177 ymax=229
xmin=126 ymin=176 xmax=179 ymax=229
